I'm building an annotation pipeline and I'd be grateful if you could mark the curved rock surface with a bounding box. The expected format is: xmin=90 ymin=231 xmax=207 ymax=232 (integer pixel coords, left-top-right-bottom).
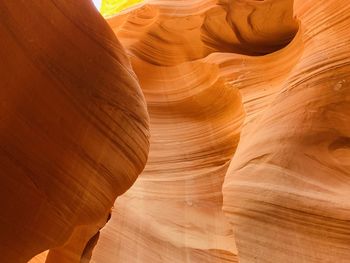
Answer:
xmin=2 ymin=0 xmax=349 ymax=262
xmin=90 ymin=0 xmax=304 ymax=263
xmin=223 ymin=0 xmax=350 ymax=262
xmin=0 ymin=1 xmax=149 ymax=262
xmin=91 ymin=0 xmax=349 ymax=263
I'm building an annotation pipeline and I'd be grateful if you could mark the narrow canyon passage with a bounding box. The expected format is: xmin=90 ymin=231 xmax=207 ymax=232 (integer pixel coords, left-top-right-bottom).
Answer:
xmin=91 ymin=0 xmax=303 ymax=262
xmin=0 ymin=0 xmax=349 ymax=263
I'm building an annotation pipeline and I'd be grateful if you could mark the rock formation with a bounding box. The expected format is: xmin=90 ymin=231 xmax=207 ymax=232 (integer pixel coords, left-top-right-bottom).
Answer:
xmin=91 ymin=0 xmax=349 ymax=262
xmin=223 ymin=0 xmax=350 ymax=262
xmin=91 ymin=0 xmax=296 ymax=262
xmin=1 ymin=0 xmax=349 ymax=262
xmin=0 ymin=1 xmax=149 ymax=262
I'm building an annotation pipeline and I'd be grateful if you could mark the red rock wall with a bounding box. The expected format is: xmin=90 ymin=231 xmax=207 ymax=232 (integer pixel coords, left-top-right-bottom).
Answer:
xmin=2 ymin=0 xmax=349 ymax=262
xmin=92 ymin=0 xmax=349 ymax=262
xmin=223 ymin=0 xmax=350 ymax=262
xmin=0 ymin=1 xmax=149 ymax=262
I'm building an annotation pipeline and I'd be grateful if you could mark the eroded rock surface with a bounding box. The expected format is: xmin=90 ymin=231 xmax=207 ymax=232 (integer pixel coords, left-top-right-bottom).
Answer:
xmin=91 ymin=1 xmax=306 ymax=263
xmin=0 ymin=1 xmax=149 ymax=262
xmin=223 ymin=0 xmax=350 ymax=262
xmin=92 ymin=0 xmax=349 ymax=263
xmin=2 ymin=0 xmax=350 ymax=262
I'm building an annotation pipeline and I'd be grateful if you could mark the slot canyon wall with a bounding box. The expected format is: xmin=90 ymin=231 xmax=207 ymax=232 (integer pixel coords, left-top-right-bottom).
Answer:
xmin=93 ymin=0 xmax=350 ymax=262
xmin=0 ymin=0 xmax=349 ymax=262
xmin=0 ymin=1 xmax=149 ymax=263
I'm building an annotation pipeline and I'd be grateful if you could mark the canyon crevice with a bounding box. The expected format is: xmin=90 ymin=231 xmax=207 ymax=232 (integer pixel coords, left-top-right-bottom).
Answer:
xmin=0 ymin=0 xmax=349 ymax=262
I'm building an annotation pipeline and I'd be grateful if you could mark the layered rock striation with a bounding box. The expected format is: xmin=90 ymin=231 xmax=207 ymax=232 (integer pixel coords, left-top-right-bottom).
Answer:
xmin=223 ymin=0 xmax=350 ymax=262
xmin=91 ymin=0 xmax=306 ymax=263
xmin=0 ymin=1 xmax=149 ymax=262
xmin=2 ymin=0 xmax=349 ymax=262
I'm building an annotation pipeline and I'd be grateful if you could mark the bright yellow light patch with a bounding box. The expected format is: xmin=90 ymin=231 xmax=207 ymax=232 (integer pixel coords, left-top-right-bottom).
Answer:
xmin=100 ymin=0 xmax=143 ymax=16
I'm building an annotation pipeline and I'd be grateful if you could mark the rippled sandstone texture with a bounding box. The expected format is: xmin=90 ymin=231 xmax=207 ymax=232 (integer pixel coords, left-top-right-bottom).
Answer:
xmin=91 ymin=0 xmax=349 ymax=263
xmin=223 ymin=0 xmax=350 ymax=262
xmin=0 ymin=1 xmax=149 ymax=262
xmin=3 ymin=0 xmax=350 ymax=262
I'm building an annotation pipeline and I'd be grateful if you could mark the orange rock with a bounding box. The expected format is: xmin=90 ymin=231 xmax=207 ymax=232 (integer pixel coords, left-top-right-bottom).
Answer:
xmin=0 ymin=1 xmax=149 ymax=262
xmin=2 ymin=0 xmax=349 ymax=262
xmin=223 ymin=0 xmax=350 ymax=262
xmin=91 ymin=1 xmax=299 ymax=263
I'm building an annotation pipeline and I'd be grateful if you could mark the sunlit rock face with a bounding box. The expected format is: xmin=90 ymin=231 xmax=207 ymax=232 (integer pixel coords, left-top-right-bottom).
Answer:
xmin=0 ymin=1 xmax=149 ymax=262
xmin=89 ymin=0 xmax=294 ymax=263
xmin=93 ymin=0 xmax=144 ymax=16
xmin=223 ymin=0 xmax=350 ymax=262
xmin=90 ymin=0 xmax=348 ymax=263
xmin=2 ymin=0 xmax=349 ymax=262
